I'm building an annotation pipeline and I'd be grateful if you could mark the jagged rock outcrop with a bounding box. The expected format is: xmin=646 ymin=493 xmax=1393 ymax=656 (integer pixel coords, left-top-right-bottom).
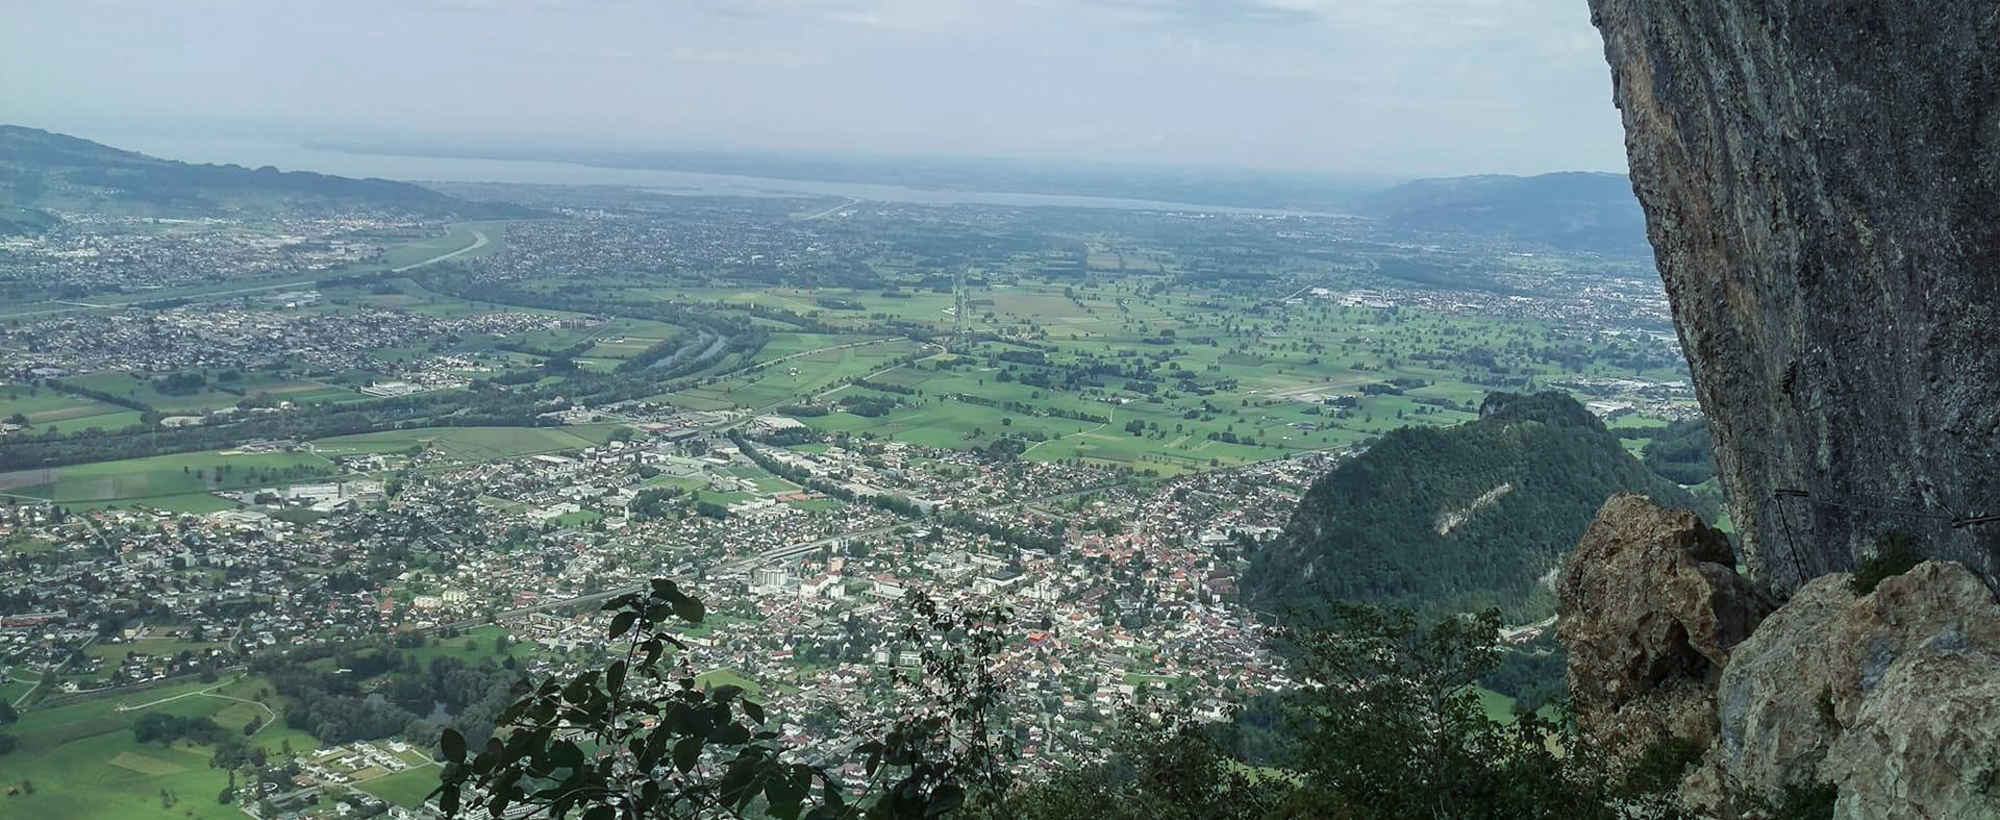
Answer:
xmin=1557 ymin=495 xmax=1773 ymax=763
xmin=1588 ymin=0 xmax=2000 ymax=593
xmin=1564 ymin=523 xmax=2000 ymax=817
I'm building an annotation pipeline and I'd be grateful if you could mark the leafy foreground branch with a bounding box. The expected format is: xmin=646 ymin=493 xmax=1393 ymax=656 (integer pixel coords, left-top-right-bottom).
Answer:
xmin=434 ymin=582 xmax=1699 ymax=819
xmin=433 ymin=580 xmax=1003 ymax=819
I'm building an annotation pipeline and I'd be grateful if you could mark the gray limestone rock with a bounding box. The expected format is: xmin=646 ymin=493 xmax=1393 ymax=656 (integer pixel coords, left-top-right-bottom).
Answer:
xmin=1588 ymin=0 xmax=2000 ymax=593
xmin=1703 ymin=561 xmax=2000 ymax=817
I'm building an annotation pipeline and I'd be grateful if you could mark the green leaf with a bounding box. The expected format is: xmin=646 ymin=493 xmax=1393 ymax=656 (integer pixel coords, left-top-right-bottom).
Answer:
xmin=674 ymin=594 xmax=705 ymax=624
xmin=674 ymin=734 xmax=704 ymax=773
xmin=439 ymin=784 xmax=460 ymax=816
xmin=583 ymin=806 xmax=615 ymax=820
xmin=766 ymin=766 xmax=813 ymax=813
xmin=766 ymin=779 xmax=806 ymax=812
xmin=743 ymin=700 xmax=766 ymax=724
xmin=608 ymin=610 xmax=638 ymax=639
xmin=712 ymin=684 xmax=744 ymax=703
xmin=641 ymin=726 xmax=673 ymax=768
xmin=606 ymin=660 xmax=628 ymax=695
xmin=564 ymin=671 xmax=599 ymax=705
xmin=714 ymin=723 xmax=752 ymax=745
xmin=651 ymin=578 xmax=680 ymax=598
xmin=925 ymin=783 xmax=963 ymax=817
xmin=440 ymin=728 xmax=466 ymax=763
xmin=719 ymin=760 xmax=759 ymax=807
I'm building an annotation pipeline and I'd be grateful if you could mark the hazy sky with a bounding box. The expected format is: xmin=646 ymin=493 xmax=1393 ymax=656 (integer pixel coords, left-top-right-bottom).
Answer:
xmin=5 ymin=0 xmax=1627 ymax=177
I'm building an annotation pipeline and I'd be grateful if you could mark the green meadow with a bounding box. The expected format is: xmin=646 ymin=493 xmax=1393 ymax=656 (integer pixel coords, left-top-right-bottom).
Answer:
xmin=354 ymin=765 xmax=443 ymax=808
xmin=0 ymin=390 xmax=139 ymax=435
xmin=0 ymin=675 xmax=317 ymax=820
xmin=0 ymin=449 xmax=338 ymax=512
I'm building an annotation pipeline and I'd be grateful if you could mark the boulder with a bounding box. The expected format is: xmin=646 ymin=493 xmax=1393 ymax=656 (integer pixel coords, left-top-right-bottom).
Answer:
xmin=1707 ymin=574 xmax=1852 ymax=805
xmin=1705 ymin=562 xmax=2000 ymax=817
xmin=1557 ymin=494 xmax=1773 ymax=762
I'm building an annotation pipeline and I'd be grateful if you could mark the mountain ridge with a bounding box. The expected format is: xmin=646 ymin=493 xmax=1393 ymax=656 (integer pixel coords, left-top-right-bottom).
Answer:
xmin=0 ymin=125 xmax=532 ymax=222
xmin=1360 ymin=171 xmax=1649 ymax=255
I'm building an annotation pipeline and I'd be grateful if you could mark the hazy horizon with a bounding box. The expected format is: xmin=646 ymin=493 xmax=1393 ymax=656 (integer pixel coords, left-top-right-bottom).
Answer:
xmin=6 ymin=0 xmax=1627 ymax=180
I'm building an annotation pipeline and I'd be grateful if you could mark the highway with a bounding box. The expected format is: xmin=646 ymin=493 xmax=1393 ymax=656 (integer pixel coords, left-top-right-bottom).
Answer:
xmin=392 ymin=229 xmax=489 ymax=272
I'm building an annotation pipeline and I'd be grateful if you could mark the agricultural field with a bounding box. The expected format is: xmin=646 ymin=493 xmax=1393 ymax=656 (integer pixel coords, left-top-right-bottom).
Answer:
xmin=1 ymin=674 xmax=40 ymax=705
xmin=0 ymin=532 xmax=69 ymax=555
xmin=58 ymin=371 xmax=242 ymax=415
xmin=394 ymin=625 xmax=538 ymax=668
xmin=0 ymin=390 xmax=139 ymax=435
xmin=0 ymin=675 xmax=311 ymax=820
xmin=0 ymin=449 xmax=338 ymax=511
xmin=85 ymin=637 xmax=227 ymax=666
xmin=227 ymin=376 xmax=366 ymax=406
xmin=643 ymin=275 xmax=1696 ymax=475
xmin=692 ymin=668 xmax=765 ymax=702
xmin=663 ymin=336 xmax=923 ymax=410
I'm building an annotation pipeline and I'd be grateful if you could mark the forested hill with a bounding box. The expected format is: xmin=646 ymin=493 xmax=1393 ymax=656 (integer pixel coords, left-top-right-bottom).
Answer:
xmin=1246 ymin=391 xmax=1704 ymax=622
xmin=0 ymin=125 xmax=531 ymax=220
xmin=1360 ymin=171 xmax=1648 ymax=256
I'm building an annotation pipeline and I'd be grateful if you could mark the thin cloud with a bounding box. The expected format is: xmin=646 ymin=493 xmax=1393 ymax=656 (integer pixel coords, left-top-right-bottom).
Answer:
xmin=2 ymin=0 xmax=1628 ymax=176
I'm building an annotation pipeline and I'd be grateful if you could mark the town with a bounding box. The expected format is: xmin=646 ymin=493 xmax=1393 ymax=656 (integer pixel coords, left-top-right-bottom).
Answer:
xmin=3 ymin=418 xmax=1329 ymax=816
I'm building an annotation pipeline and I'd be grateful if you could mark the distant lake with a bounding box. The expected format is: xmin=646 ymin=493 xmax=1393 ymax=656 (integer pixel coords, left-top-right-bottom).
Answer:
xmin=100 ymin=135 xmax=1349 ymax=218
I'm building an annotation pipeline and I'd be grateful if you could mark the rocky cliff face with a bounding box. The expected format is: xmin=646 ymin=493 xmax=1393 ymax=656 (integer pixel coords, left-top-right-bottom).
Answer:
xmin=1588 ymin=0 xmax=2000 ymax=592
